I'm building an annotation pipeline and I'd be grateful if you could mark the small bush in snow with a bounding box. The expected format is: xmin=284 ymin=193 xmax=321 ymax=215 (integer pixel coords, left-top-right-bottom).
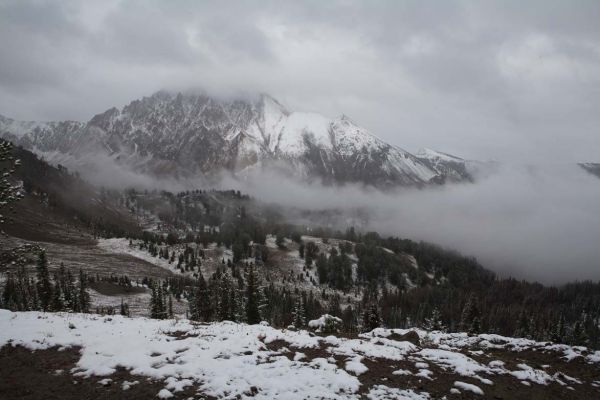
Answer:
xmin=308 ymin=314 xmax=342 ymax=334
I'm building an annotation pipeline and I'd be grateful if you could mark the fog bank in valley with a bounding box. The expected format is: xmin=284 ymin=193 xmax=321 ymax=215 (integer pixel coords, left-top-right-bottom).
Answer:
xmin=56 ymin=151 xmax=600 ymax=284
xmin=226 ymin=165 xmax=600 ymax=284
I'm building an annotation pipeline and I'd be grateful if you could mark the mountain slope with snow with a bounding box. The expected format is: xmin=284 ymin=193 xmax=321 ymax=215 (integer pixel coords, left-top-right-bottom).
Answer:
xmin=415 ymin=148 xmax=474 ymax=183
xmin=0 ymin=91 xmax=469 ymax=188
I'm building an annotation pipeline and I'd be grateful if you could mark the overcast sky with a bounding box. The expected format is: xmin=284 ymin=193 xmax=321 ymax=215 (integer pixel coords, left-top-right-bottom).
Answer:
xmin=1 ymin=0 xmax=599 ymax=162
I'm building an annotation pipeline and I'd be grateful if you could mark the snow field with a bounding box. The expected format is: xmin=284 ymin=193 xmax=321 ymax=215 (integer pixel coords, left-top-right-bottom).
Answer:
xmin=1 ymin=311 xmax=598 ymax=399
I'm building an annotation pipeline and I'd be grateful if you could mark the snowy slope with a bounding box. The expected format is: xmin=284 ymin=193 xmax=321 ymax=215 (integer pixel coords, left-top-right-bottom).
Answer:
xmin=415 ymin=148 xmax=474 ymax=183
xmin=1 ymin=311 xmax=599 ymax=399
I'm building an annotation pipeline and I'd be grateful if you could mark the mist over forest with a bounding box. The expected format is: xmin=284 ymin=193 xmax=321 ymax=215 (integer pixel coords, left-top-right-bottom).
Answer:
xmin=45 ymin=151 xmax=600 ymax=284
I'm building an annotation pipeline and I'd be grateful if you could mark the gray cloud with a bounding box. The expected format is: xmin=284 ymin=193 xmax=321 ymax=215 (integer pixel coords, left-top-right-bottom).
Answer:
xmin=1 ymin=0 xmax=599 ymax=162
xmin=221 ymin=165 xmax=600 ymax=285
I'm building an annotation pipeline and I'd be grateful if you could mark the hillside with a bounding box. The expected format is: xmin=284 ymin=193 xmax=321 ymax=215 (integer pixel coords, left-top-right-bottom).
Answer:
xmin=1 ymin=311 xmax=599 ymax=400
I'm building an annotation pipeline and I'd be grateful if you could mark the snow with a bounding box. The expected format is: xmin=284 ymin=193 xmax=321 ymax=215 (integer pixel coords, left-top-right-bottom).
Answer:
xmin=508 ymin=363 xmax=553 ymax=385
xmin=345 ymin=356 xmax=368 ymax=375
xmin=1 ymin=310 xmax=596 ymax=398
xmin=415 ymin=368 xmax=433 ymax=379
xmin=308 ymin=314 xmax=342 ymax=332
xmin=366 ymin=385 xmax=430 ymax=400
xmin=417 ymin=348 xmax=490 ymax=383
xmin=121 ymin=380 xmax=139 ymax=390
xmin=0 ymin=311 xmax=360 ymax=399
xmin=453 ymin=381 xmax=483 ymax=395
xmin=157 ymin=388 xmax=173 ymax=398
xmin=393 ymin=368 xmax=413 ymax=376
xmin=97 ymin=238 xmax=173 ymax=272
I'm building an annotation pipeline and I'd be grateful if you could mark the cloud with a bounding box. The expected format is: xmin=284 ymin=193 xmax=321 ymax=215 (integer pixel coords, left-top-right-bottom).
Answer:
xmin=0 ymin=1 xmax=599 ymax=163
xmin=49 ymin=147 xmax=600 ymax=284
xmin=219 ymin=164 xmax=600 ymax=285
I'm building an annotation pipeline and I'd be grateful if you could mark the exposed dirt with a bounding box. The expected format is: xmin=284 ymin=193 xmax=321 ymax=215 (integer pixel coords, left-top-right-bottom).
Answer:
xmin=263 ymin=337 xmax=600 ymax=399
xmin=89 ymin=281 xmax=147 ymax=296
xmin=0 ymin=345 xmax=213 ymax=399
xmin=2 ymin=196 xmax=95 ymax=245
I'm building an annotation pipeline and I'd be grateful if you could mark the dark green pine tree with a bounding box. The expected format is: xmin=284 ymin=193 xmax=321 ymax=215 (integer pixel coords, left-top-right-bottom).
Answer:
xmin=50 ymin=280 xmax=64 ymax=311
xmin=157 ymin=284 xmax=166 ymax=319
xmin=245 ymin=265 xmax=261 ymax=324
xmin=316 ymin=253 xmax=328 ymax=284
xmin=120 ymin=298 xmax=130 ymax=317
xmin=291 ymin=297 xmax=306 ymax=328
xmin=551 ymin=313 xmax=567 ymax=344
xmin=570 ymin=318 xmax=588 ymax=346
xmin=197 ymin=274 xmax=213 ymax=321
xmin=150 ymin=283 xmax=159 ymax=318
xmin=168 ymin=295 xmax=174 ymax=318
xmin=36 ymin=251 xmax=53 ymax=311
xmin=78 ymin=269 xmax=90 ymax=313
xmin=1 ymin=272 xmax=18 ymax=310
xmin=362 ymin=302 xmax=382 ymax=332
xmin=459 ymin=294 xmax=481 ymax=334
xmin=514 ymin=310 xmax=530 ymax=338
xmin=64 ymin=269 xmax=77 ymax=311
xmin=217 ymin=272 xmax=234 ymax=321
xmin=423 ymin=307 xmax=446 ymax=332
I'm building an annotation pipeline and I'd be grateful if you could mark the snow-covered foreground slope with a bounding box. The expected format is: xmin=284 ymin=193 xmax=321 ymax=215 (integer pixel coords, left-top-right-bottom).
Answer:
xmin=1 ymin=311 xmax=599 ymax=399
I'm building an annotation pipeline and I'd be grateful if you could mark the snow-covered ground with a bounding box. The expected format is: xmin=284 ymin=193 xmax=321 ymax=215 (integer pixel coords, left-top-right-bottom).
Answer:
xmin=97 ymin=238 xmax=175 ymax=272
xmin=1 ymin=310 xmax=599 ymax=399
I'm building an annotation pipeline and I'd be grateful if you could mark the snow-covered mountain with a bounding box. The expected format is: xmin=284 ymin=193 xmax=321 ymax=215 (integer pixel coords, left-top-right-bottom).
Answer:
xmin=0 ymin=91 xmax=471 ymax=188
xmin=415 ymin=148 xmax=474 ymax=183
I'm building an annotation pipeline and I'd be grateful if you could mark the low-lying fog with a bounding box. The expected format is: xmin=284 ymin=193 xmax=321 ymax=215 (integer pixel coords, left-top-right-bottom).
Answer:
xmin=62 ymin=153 xmax=600 ymax=285
xmin=228 ymin=165 xmax=600 ymax=285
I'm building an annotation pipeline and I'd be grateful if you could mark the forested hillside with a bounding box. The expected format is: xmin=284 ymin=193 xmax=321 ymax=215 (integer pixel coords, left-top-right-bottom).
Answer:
xmin=1 ymin=141 xmax=598 ymax=350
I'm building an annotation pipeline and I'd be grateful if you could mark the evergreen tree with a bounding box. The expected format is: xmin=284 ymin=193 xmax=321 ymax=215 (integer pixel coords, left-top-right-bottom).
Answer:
xmin=168 ymin=295 xmax=174 ymax=318
xmin=217 ymin=272 xmax=235 ymax=321
xmin=551 ymin=313 xmax=567 ymax=344
xmin=514 ymin=310 xmax=529 ymax=338
xmin=78 ymin=269 xmax=90 ymax=313
xmin=36 ymin=251 xmax=52 ymax=311
xmin=64 ymin=269 xmax=77 ymax=311
xmin=51 ymin=280 xmax=64 ymax=311
xmin=245 ymin=265 xmax=261 ymax=324
xmin=423 ymin=307 xmax=446 ymax=332
xmin=197 ymin=274 xmax=213 ymax=321
xmin=292 ymin=297 xmax=306 ymax=328
xmin=362 ymin=302 xmax=382 ymax=332
xmin=157 ymin=284 xmax=166 ymax=319
xmin=570 ymin=319 xmax=588 ymax=346
xmin=459 ymin=294 xmax=480 ymax=334
xmin=120 ymin=298 xmax=130 ymax=317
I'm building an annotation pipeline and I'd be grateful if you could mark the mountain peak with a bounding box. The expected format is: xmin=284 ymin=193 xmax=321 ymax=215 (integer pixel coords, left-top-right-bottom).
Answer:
xmin=258 ymin=93 xmax=289 ymax=116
